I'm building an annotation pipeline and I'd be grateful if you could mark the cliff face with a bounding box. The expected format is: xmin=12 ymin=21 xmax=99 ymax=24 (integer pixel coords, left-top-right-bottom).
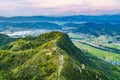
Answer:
xmin=0 ymin=32 xmax=119 ymax=80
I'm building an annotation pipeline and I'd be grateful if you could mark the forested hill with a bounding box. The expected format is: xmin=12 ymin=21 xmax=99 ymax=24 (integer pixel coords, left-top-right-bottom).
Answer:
xmin=0 ymin=32 xmax=120 ymax=80
xmin=64 ymin=22 xmax=120 ymax=36
xmin=0 ymin=34 xmax=15 ymax=46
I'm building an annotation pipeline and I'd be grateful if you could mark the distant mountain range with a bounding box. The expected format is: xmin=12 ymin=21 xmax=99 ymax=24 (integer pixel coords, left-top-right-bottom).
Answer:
xmin=0 ymin=14 xmax=120 ymax=22
xmin=0 ymin=32 xmax=120 ymax=80
xmin=0 ymin=14 xmax=120 ymax=37
xmin=0 ymin=22 xmax=61 ymax=32
xmin=64 ymin=22 xmax=120 ymax=36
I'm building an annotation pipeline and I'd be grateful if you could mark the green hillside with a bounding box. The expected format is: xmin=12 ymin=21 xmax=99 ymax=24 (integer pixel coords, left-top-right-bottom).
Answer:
xmin=0 ymin=34 xmax=17 ymax=49
xmin=74 ymin=42 xmax=120 ymax=62
xmin=0 ymin=32 xmax=120 ymax=80
xmin=0 ymin=34 xmax=11 ymax=46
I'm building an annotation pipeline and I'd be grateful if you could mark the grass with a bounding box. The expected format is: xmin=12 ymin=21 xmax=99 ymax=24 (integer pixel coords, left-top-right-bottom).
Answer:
xmin=105 ymin=43 xmax=120 ymax=49
xmin=74 ymin=42 xmax=120 ymax=62
xmin=68 ymin=33 xmax=82 ymax=39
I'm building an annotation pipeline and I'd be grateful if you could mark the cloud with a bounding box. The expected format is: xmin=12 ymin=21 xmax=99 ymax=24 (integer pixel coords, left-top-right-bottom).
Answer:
xmin=26 ymin=0 xmax=120 ymax=8
xmin=0 ymin=0 xmax=120 ymax=16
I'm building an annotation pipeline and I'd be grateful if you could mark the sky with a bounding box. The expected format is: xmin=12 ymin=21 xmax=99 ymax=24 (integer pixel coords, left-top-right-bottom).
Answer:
xmin=0 ymin=0 xmax=120 ymax=16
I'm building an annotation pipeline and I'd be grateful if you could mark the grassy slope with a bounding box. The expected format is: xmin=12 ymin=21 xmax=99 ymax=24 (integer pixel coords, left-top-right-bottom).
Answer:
xmin=105 ymin=44 xmax=120 ymax=50
xmin=0 ymin=32 xmax=120 ymax=80
xmin=74 ymin=42 xmax=120 ymax=62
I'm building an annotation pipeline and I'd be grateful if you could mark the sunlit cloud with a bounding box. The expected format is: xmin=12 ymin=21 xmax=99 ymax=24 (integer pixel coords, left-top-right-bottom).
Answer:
xmin=0 ymin=0 xmax=120 ymax=16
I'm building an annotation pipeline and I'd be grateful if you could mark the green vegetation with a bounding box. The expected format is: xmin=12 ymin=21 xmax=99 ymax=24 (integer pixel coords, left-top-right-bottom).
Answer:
xmin=105 ymin=44 xmax=120 ymax=50
xmin=68 ymin=33 xmax=82 ymax=39
xmin=0 ymin=34 xmax=17 ymax=49
xmin=74 ymin=42 xmax=120 ymax=62
xmin=0 ymin=32 xmax=120 ymax=80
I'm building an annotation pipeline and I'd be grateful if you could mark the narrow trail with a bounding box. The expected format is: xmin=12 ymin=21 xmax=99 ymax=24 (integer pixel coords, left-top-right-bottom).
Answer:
xmin=52 ymin=39 xmax=64 ymax=77
xmin=58 ymin=55 xmax=64 ymax=76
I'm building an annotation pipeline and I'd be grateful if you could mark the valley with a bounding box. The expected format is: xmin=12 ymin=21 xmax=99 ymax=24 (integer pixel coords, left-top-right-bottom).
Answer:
xmin=0 ymin=15 xmax=120 ymax=80
xmin=0 ymin=0 xmax=120 ymax=79
xmin=69 ymin=32 xmax=120 ymax=65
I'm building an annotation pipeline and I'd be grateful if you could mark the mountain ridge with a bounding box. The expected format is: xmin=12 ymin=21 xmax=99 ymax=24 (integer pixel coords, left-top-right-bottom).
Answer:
xmin=0 ymin=14 xmax=120 ymax=22
xmin=0 ymin=31 xmax=120 ymax=80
